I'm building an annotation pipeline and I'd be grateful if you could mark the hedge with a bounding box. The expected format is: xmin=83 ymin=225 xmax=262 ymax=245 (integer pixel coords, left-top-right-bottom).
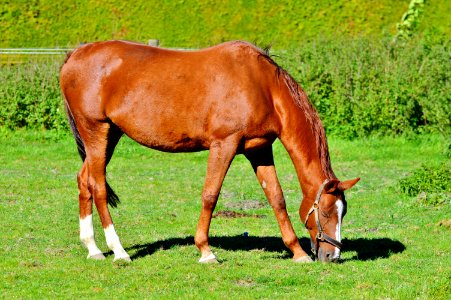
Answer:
xmin=0 ymin=37 xmax=448 ymax=138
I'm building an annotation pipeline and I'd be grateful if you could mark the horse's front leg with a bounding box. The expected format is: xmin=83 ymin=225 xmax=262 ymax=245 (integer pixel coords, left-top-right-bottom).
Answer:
xmin=245 ymin=147 xmax=313 ymax=263
xmin=195 ymin=137 xmax=239 ymax=263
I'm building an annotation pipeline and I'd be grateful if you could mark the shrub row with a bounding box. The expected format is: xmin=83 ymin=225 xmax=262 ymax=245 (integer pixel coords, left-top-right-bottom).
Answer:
xmin=0 ymin=37 xmax=449 ymax=138
xmin=280 ymin=37 xmax=449 ymax=138
xmin=0 ymin=59 xmax=67 ymax=131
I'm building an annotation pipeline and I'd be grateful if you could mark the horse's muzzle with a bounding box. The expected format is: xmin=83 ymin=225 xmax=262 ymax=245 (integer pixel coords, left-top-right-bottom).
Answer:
xmin=311 ymin=239 xmax=340 ymax=263
xmin=317 ymin=247 xmax=339 ymax=263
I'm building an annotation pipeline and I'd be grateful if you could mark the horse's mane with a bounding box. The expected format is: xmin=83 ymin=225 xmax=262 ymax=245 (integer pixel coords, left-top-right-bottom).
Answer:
xmin=258 ymin=51 xmax=336 ymax=179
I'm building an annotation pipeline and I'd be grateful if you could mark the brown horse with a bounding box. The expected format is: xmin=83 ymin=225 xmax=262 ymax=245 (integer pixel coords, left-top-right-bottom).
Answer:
xmin=60 ymin=40 xmax=359 ymax=263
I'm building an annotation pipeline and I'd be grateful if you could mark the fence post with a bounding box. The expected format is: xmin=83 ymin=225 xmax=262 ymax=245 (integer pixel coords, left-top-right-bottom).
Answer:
xmin=148 ymin=39 xmax=160 ymax=47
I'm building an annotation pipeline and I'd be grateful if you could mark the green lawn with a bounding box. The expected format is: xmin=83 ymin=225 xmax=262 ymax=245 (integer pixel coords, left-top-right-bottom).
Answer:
xmin=0 ymin=131 xmax=449 ymax=299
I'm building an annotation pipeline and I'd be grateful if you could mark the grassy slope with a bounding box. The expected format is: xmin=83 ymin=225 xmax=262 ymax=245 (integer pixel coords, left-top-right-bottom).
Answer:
xmin=0 ymin=0 xmax=413 ymax=48
xmin=3 ymin=0 xmax=449 ymax=49
xmin=0 ymin=131 xmax=449 ymax=298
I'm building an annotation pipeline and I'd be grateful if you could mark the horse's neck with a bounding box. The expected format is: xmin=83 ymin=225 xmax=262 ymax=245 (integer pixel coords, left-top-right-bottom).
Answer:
xmin=277 ymin=80 xmax=334 ymax=198
xmin=281 ymin=122 xmax=328 ymax=198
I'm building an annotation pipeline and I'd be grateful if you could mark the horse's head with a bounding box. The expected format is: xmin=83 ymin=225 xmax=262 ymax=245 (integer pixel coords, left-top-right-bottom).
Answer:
xmin=301 ymin=178 xmax=360 ymax=262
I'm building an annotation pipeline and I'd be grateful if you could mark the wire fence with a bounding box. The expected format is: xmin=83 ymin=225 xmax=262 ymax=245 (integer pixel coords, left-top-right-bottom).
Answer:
xmin=0 ymin=41 xmax=195 ymax=64
xmin=0 ymin=48 xmax=73 ymax=64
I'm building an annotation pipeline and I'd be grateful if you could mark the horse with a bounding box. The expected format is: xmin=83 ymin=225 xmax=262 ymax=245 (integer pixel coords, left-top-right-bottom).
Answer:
xmin=60 ymin=40 xmax=359 ymax=263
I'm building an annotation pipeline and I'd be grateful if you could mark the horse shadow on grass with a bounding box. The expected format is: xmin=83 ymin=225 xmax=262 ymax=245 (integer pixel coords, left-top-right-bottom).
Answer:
xmin=127 ymin=235 xmax=405 ymax=262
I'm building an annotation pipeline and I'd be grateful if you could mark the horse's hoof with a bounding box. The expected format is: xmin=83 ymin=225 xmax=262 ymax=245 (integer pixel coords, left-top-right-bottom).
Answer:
xmin=199 ymin=257 xmax=219 ymax=264
xmin=88 ymin=253 xmax=106 ymax=260
xmin=293 ymin=256 xmax=314 ymax=263
xmin=198 ymin=253 xmax=218 ymax=264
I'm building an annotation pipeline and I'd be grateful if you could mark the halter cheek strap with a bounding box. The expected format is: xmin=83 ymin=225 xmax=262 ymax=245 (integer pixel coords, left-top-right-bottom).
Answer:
xmin=304 ymin=179 xmax=343 ymax=255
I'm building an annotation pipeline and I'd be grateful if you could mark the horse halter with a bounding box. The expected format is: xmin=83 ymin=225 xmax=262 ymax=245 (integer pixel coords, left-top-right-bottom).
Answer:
xmin=304 ymin=179 xmax=343 ymax=255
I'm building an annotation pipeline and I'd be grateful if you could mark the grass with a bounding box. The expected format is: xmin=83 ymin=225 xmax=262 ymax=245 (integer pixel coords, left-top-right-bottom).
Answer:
xmin=0 ymin=131 xmax=450 ymax=298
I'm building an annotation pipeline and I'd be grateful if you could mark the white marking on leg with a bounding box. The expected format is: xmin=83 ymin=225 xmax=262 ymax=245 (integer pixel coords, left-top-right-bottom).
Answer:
xmin=199 ymin=252 xmax=217 ymax=263
xmin=261 ymin=180 xmax=267 ymax=189
xmin=104 ymin=224 xmax=130 ymax=261
xmin=80 ymin=215 xmax=103 ymax=258
xmin=334 ymin=200 xmax=343 ymax=259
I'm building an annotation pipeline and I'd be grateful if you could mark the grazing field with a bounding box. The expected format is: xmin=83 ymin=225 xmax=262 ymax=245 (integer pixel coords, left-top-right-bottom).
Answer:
xmin=0 ymin=131 xmax=449 ymax=298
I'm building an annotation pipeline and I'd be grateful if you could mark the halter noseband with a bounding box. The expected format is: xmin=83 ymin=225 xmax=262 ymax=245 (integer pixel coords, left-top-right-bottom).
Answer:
xmin=304 ymin=179 xmax=343 ymax=255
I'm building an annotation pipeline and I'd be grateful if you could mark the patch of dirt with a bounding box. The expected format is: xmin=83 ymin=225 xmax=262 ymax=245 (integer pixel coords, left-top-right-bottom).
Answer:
xmin=44 ymin=247 xmax=65 ymax=255
xmin=236 ymin=278 xmax=256 ymax=287
xmin=437 ymin=219 xmax=451 ymax=229
xmin=223 ymin=199 xmax=267 ymax=210
xmin=220 ymin=191 xmax=236 ymax=199
xmin=19 ymin=260 xmax=42 ymax=268
xmin=213 ymin=210 xmax=266 ymax=219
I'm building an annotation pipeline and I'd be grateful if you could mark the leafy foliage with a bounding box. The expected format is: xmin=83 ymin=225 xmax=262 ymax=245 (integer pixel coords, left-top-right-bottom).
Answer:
xmin=277 ymin=37 xmax=450 ymax=138
xmin=395 ymin=0 xmax=426 ymax=41
xmin=399 ymin=163 xmax=451 ymax=205
xmin=0 ymin=58 xmax=67 ymax=131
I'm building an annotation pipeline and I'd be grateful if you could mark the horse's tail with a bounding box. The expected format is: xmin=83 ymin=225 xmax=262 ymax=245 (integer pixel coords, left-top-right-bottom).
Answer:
xmin=64 ymin=101 xmax=120 ymax=208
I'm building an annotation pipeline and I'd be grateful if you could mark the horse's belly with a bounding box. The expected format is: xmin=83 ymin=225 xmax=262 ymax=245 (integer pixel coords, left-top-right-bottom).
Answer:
xmin=138 ymin=133 xmax=208 ymax=153
xmin=113 ymin=114 xmax=209 ymax=152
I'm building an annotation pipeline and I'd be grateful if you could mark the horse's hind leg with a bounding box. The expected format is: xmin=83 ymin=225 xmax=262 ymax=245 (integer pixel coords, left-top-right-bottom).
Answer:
xmin=80 ymin=122 xmax=130 ymax=261
xmin=195 ymin=136 xmax=239 ymax=263
xmin=78 ymin=160 xmax=104 ymax=259
xmin=245 ymin=146 xmax=312 ymax=262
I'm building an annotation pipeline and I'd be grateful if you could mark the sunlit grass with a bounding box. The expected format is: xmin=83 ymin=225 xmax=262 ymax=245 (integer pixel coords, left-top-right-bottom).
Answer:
xmin=0 ymin=131 xmax=449 ymax=298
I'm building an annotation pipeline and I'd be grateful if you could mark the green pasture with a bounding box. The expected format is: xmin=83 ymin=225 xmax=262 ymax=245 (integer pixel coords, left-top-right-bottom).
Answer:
xmin=1 ymin=0 xmax=449 ymax=298
xmin=1 ymin=131 xmax=449 ymax=298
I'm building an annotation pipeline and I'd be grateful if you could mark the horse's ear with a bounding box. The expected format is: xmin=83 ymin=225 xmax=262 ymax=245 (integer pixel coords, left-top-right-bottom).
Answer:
xmin=338 ymin=178 xmax=360 ymax=191
xmin=324 ymin=179 xmax=340 ymax=194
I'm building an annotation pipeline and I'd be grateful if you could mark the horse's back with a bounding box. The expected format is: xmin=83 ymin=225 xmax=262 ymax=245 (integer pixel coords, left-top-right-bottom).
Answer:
xmin=61 ymin=40 xmax=281 ymax=152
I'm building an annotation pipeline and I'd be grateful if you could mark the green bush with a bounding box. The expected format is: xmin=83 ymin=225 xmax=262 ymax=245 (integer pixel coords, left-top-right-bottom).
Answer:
xmin=399 ymin=163 xmax=451 ymax=205
xmin=395 ymin=0 xmax=425 ymax=41
xmin=0 ymin=58 xmax=67 ymax=131
xmin=279 ymin=37 xmax=450 ymax=138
